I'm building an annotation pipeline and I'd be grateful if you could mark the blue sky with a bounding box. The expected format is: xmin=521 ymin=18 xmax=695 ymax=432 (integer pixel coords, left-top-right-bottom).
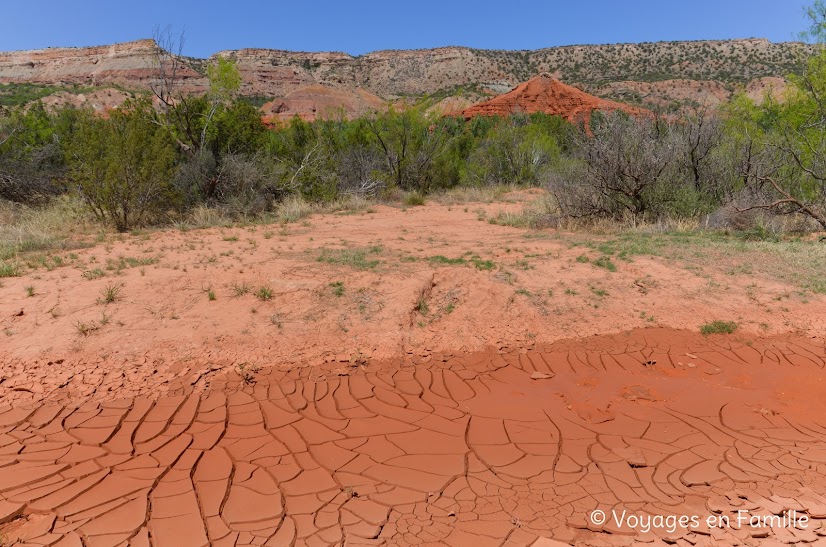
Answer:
xmin=1 ymin=1 xmax=813 ymax=57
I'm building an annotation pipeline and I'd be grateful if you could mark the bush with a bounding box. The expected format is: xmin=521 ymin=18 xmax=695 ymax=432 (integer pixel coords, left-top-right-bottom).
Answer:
xmin=66 ymin=99 xmax=178 ymax=231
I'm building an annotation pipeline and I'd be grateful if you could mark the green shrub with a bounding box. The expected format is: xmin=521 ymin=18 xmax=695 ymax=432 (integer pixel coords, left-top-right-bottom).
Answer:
xmin=66 ymin=99 xmax=178 ymax=231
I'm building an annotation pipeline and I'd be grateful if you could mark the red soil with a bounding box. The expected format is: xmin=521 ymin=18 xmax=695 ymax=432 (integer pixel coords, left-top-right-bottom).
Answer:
xmin=460 ymin=75 xmax=651 ymax=124
xmin=1 ymin=196 xmax=825 ymax=545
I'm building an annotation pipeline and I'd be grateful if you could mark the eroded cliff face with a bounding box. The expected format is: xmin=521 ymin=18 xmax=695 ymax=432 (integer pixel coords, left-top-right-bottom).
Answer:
xmin=0 ymin=40 xmax=190 ymax=89
xmin=0 ymin=38 xmax=807 ymax=116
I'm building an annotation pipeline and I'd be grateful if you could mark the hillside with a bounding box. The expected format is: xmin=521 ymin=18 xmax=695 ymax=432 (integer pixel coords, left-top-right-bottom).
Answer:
xmin=0 ymin=38 xmax=811 ymax=115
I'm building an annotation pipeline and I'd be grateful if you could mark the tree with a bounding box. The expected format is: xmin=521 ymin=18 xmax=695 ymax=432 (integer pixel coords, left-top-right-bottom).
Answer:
xmin=364 ymin=107 xmax=451 ymax=192
xmin=725 ymin=52 xmax=826 ymax=229
xmin=150 ymin=28 xmax=243 ymax=156
xmin=0 ymin=103 xmax=74 ymax=204
xmin=66 ymin=100 xmax=178 ymax=231
xmin=464 ymin=114 xmax=561 ymax=186
xmin=550 ymin=113 xmax=681 ymax=221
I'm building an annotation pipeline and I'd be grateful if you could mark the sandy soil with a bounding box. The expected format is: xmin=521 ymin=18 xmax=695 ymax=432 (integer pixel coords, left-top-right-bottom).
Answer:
xmin=1 ymin=198 xmax=826 ymax=546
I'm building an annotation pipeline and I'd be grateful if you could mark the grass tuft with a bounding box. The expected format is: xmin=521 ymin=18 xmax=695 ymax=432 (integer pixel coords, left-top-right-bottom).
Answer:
xmin=99 ymin=283 xmax=122 ymax=304
xmin=700 ymin=320 xmax=738 ymax=335
xmin=256 ymin=285 xmax=274 ymax=301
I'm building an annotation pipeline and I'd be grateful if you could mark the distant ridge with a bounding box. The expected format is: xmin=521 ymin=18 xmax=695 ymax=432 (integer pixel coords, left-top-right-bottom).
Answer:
xmin=0 ymin=37 xmax=810 ymax=115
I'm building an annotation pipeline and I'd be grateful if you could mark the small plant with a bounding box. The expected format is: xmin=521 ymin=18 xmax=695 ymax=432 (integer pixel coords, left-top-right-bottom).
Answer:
xmin=471 ymin=257 xmax=495 ymax=271
xmin=700 ymin=320 xmax=738 ymax=335
xmin=330 ymin=281 xmax=345 ymax=297
xmin=207 ymin=289 xmax=216 ymax=301
xmin=25 ymin=285 xmax=35 ymax=297
xmin=415 ymin=296 xmax=430 ymax=315
xmin=256 ymin=285 xmax=273 ymax=301
xmin=99 ymin=283 xmax=122 ymax=304
xmin=75 ymin=319 xmax=100 ymax=337
xmin=232 ymin=281 xmax=252 ymax=297
xmin=82 ymin=268 xmax=106 ymax=280
xmin=576 ymin=254 xmax=590 ymax=263
xmin=238 ymin=362 xmax=260 ymax=384
xmin=593 ymin=256 xmax=617 ymax=272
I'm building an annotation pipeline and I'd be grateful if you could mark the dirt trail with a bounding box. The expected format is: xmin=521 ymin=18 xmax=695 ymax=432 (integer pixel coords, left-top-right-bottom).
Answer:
xmin=2 ymin=199 xmax=826 ymax=545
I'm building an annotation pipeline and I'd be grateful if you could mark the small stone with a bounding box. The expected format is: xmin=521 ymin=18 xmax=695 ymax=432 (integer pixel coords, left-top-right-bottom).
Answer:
xmin=531 ymin=371 xmax=555 ymax=380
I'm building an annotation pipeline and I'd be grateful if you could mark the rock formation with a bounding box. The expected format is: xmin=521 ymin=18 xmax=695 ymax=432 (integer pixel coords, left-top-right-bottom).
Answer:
xmin=260 ymin=83 xmax=385 ymax=123
xmin=459 ymin=75 xmax=650 ymax=123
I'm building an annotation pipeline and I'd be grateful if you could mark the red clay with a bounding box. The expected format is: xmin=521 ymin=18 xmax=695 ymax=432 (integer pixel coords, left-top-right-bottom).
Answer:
xmin=1 ymin=197 xmax=825 ymax=545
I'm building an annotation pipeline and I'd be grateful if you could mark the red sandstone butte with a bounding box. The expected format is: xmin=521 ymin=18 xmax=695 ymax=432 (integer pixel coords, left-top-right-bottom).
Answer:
xmin=460 ymin=75 xmax=651 ymax=124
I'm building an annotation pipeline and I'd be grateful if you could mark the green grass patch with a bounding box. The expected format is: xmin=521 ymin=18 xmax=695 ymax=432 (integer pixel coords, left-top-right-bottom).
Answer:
xmin=330 ymin=281 xmax=345 ymax=297
xmin=428 ymin=255 xmax=467 ymax=265
xmin=700 ymin=320 xmax=738 ymax=335
xmin=317 ymin=247 xmax=382 ymax=270
xmin=469 ymin=256 xmax=495 ymax=270
xmin=0 ymin=262 xmax=22 ymax=278
xmin=593 ymin=256 xmax=617 ymax=272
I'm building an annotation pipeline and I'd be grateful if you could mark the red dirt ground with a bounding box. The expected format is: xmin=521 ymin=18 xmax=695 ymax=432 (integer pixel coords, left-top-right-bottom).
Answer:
xmin=1 ymin=196 xmax=826 ymax=546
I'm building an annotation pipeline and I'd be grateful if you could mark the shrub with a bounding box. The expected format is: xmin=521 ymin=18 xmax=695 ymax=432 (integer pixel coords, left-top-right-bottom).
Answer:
xmin=66 ymin=99 xmax=178 ymax=231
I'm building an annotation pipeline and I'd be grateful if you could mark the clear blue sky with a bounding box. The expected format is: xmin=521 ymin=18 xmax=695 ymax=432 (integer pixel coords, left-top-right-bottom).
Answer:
xmin=1 ymin=1 xmax=813 ymax=57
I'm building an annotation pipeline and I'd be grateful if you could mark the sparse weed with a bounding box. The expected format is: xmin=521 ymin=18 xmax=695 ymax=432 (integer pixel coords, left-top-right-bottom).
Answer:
xmin=99 ymin=282 xmax=122 ymax=304
xmin=232 ymin=281 xmax=252 ymax=297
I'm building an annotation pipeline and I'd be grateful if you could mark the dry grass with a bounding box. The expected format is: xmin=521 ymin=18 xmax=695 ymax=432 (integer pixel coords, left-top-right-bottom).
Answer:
xmin=0 ymin=196 xmax=102 ymax=275
xmin=430 ymin=184 xmax=520 ymax=205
